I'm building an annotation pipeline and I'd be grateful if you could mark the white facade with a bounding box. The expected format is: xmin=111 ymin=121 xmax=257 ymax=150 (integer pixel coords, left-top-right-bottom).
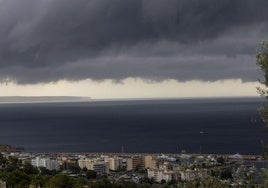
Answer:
xmin=78 ymin=158 xmax=106 ymax=174
xmin=78 ymin=158 xmax=94 ymax=170
xmin=31 ymin=157 xmax=60 ymax=171
xmin=147 ymin=169 xmax=173 ymax=183
xmin=108 ymin=157 xmax=120 ymax=171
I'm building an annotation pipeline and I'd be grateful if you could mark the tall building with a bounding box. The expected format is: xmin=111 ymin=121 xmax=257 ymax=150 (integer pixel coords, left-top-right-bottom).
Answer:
xmin=107 ymin=157 xmax=120 ymax=171
xmin=127 ymin=158 xmax=133 ymax=171
xmin=31 ymin=157 xmax=60 ymax=171
xmin=133 ymin=156 xmax=145 ymax=170
xmin=78 ymin=158 xmax=106 ymax=174
xmin=145 ymin=155 xmax=156 ymax=169
xmin=127 ymin=156 xmax=145 ymax=171
xmin=78 ymin=158 xmax=93 ymax=170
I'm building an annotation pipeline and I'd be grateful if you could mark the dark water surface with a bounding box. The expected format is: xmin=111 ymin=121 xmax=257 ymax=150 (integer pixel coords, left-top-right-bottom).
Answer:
xmin=0 ymin=98 xmax=267 ymax=154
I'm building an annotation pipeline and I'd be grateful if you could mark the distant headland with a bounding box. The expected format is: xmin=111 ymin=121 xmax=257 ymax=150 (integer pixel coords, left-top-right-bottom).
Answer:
xmin=0 ymin=96 xmax=91 ymax=104
xmin=0 ymin=144 xmax=24 ymax=152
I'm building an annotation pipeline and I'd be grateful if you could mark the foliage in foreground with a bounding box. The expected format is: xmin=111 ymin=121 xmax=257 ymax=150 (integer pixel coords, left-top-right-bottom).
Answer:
xmin=257 ymin=41 xmax=268 ymax=127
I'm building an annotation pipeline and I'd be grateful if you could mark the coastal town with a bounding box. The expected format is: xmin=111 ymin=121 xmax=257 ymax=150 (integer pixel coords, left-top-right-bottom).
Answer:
xmin=0 ymin=144 xmax=267 ymax=187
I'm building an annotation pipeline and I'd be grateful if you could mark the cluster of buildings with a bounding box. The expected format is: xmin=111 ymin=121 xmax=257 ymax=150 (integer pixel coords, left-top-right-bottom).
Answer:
xmin=31 ymin=157 xmax=60 ymax=171
xmin=77 ymin=155 xmax=156 ymax=174
xmin=74 ymin=153 xmax=267 ymax=184
xmin=75 ymin=154 xmax=177 ymax=182
xmin=0 ymin=151 xmax=267 ymax=185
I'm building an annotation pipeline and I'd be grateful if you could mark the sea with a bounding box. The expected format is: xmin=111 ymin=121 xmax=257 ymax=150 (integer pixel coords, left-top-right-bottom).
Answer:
xmin=0 ymin=97 xmax=268 ymax=155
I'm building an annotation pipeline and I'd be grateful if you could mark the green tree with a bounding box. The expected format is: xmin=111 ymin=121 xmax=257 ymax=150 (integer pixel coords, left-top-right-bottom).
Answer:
xmin=257 ymin=41 xmax=268 ymax=127
xmin=257 ymin=41 xmax=268 ymax=186
xmin=160 ymin=179 xmax=166 ymax=184
xmin=73 ymin=177 xmax=87 ymax=188
xmin=47 ymin=174 xmax=75 ymax=188
xmin=139 ymin=177 xmax=155 ymax=185
xmin=81 ymin=167 xmax=87 ymax=172
xmin=0 ymin=154 xmax=8 ymax=172
xmin=220 ymin=169 xmax=232 ymax=180
xmin=86 ymin=170 xmax=97 ymax=179
xmin=5 ymin=156 xmax=21 ymax=172
xmin=199 ymin=176 xmax=229 ymax=188
xmin=4 ymin=170 xmax=31 ymax=188
xmin=88 ymin=179 xmax=125 ymax=188
xmin=67 ymin=163 xmax=81 ymax=174
xmin=22 ymin=162 xmax=38 ymax=175
xmin=0 ymin=153 xmax=7 ymax=166
xmin=39 ymin=166 xmax=51 ymax=175
xmin=31 ymin=174 xmax=47 ymax=188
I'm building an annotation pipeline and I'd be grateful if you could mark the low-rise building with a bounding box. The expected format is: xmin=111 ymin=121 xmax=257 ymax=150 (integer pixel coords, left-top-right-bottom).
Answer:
xmin=180 ymin=169 xmax=208 ymax=181
xmin=147 ymin=169 xmax=174 ymax=183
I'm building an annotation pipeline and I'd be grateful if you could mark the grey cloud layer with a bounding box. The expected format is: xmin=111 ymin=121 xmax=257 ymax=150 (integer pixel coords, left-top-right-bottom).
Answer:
xmin=0 ymin=0 xmax=268 ymax=83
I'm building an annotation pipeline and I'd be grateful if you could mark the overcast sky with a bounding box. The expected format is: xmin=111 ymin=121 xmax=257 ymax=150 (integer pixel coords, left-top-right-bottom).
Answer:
xmin=0 ymin=0 xmax=267 ymax=98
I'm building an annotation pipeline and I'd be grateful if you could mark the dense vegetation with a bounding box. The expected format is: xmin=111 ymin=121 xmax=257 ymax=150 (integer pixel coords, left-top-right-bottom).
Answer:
xmin=257 ymin=41 xmax=268 ymax=160
xmin=257 ymin=41 xmax=268 ymax=127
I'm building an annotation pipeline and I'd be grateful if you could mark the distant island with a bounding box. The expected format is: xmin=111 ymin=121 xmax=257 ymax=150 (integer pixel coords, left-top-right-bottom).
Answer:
xmin=0 ymin=96 xmax=91 ymax=104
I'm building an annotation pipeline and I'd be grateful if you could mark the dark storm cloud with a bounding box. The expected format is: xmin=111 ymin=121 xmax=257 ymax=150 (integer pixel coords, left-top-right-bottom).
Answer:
xmin=0 ymin=0 xmax=268 ymax=83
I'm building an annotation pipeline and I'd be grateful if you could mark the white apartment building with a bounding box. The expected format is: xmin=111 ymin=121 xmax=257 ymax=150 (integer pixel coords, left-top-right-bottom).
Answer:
xmin=107 ymin=157 xmax=120 ymax=171
xmin=78 ymin=158 xmax=94 ymax=170
xmin=31 ymin=157 xmax=60 ymax=171
xmin=78 ymin=158 xmax=106 ymax=174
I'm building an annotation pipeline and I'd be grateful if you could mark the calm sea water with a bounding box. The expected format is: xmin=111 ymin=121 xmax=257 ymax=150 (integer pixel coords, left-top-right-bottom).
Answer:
xmin=0 ymin=98 xmax=267 ymax=154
